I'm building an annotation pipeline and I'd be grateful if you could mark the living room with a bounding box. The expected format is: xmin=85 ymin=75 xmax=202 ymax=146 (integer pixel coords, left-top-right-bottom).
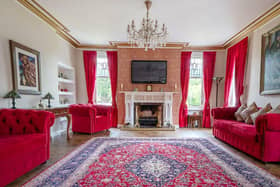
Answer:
xmin=0 ymin=0 xmax=280 ymax=186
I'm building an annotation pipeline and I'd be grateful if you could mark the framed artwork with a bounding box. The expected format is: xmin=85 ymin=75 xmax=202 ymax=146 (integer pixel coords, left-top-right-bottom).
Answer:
xmin=260 ymin=25 xmax=280 ymax=95
xmin=10 ymin=40 xmax=41 ymax=95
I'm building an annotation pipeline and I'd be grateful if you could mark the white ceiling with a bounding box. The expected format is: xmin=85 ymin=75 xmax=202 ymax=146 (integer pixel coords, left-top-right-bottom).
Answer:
xmin=37 ymin=0 xmax=279 ymax=46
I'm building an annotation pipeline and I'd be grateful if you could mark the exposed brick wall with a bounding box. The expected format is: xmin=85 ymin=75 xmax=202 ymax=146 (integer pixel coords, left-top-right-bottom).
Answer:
xmin=117 ymin=48 xmax=182 ymax=124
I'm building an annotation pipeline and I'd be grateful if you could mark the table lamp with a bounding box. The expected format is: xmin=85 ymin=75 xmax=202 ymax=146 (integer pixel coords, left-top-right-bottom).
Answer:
xmin=42 ymin=92 xmax=54 ymax=108
xmin=3 ymin=90 xmax=21 ymax=109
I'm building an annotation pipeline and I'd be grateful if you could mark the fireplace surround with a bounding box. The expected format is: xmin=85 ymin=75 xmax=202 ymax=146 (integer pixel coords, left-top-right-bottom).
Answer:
xmin=122 ymin=91 xmax=174 ymax=128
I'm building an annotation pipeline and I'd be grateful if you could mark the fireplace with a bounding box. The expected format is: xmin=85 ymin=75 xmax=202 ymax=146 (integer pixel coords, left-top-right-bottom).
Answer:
xmin=134 ymin=103 xmax=163 ymax=128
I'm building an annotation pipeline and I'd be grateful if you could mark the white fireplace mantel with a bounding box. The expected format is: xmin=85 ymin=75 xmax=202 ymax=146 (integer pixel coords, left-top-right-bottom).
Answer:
xmin=121 ymin=91 xmax=176 ymax=126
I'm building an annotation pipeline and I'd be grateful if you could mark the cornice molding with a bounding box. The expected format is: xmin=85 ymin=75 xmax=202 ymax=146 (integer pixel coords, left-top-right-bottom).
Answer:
xmin=223 ymin=2 xmax=280 ymax=48
xmin=17 ymin=0 xmax=280 ymax=50
xmin=17 ymin=0 xmax=80 ymax=47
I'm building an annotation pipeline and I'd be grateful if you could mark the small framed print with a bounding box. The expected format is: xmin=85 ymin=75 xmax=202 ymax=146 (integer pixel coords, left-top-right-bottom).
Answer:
xmin=146 ymin=85 xmax=152 ymax=92
xmin=10 ymin=40 xmax=41 ymax=95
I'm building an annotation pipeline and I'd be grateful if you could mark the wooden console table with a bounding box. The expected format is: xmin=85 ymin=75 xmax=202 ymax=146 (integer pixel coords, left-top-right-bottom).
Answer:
xmin=44 ymin=106 xmax=71 ymax=140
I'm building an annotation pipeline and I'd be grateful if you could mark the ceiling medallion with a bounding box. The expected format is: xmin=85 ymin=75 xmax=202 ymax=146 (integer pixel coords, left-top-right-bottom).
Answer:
xmin=127 ymin=0 xmax=168 ymax=51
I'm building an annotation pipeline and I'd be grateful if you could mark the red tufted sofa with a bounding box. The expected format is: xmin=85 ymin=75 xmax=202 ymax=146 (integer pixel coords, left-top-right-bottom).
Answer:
xmin=69 ymin=104 xmax=112 ymax=134
xmin=0 ymin=109 xmax=55 ymax=186
xmin=212 ymin=107 xmax=280 ymax=162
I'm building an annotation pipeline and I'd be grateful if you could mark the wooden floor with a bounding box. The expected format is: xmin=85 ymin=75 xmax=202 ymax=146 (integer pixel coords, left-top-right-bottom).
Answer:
xmin=7 ymin=128 xmax=280 ymax=186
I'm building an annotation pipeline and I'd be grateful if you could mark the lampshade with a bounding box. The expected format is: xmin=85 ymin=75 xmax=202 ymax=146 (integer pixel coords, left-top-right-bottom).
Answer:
xmin=3 ymin=90 xmax=21 ymax=99
xmin=42 ymin=92 xmax=54 ymax=100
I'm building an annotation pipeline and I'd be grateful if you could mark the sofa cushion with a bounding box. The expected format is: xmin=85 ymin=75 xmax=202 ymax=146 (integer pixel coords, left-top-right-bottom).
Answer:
xmin=0 ymin=134 xmax=46 ymax=160
xmin=240 ymin=102 xmax=258 ymax=124
xmin=230 ymin=123 xmax=257 ymax=142
xmin=213 ymin=119 xmax=240 ymax=132
xmin=234 ymin=104 xmax=247 ymax=121
xmin=251 ymin=103 xmax=272 ymax=124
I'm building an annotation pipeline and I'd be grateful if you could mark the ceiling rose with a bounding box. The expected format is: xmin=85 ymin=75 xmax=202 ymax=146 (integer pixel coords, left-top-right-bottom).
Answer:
xmin=127 ymin=0 xmax=168 ymax=51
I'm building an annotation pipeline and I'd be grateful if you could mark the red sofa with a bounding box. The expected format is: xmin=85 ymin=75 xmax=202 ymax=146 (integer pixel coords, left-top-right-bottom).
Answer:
xmin=69 ymin=104 xmax=112 ymax=134
xmin=212 ymin=107 xmax=280 ymax=162
xmin=0 ymin=109 xmax=55 ymax=187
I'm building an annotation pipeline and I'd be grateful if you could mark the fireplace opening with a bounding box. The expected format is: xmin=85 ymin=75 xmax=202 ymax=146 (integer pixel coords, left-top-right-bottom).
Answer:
xmin=134 ymin=103 xmax=163 ymax=128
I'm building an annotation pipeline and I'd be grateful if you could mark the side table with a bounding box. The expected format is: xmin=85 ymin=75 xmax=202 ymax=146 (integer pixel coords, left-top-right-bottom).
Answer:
xmin=188 ymin=114 xmax=203 ymax=128
xmin=43 ymin=106 xmax=71 ymax=140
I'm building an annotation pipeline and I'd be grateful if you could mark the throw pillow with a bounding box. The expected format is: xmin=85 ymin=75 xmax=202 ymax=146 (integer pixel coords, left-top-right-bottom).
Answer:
xmin=234 ymin=104 xmax=247 ymax=121
xmin=240 ymin=102 xmax=258 ymax=123
xmin=250 ymin=103 xmax=272 ymax=124
xmin=268 ymin=105 xmax=280 ymax=114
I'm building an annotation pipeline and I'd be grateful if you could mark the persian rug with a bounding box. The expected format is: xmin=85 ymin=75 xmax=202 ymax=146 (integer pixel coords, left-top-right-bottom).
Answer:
xmin=24 ymin=138 xmax=280 ymax=187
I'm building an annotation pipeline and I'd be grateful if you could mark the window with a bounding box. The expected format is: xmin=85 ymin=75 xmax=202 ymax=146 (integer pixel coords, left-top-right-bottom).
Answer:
xmin=95 ymin=51 xmax=112 ymax=105
xmin=228 ymin=66 xmax=236 ymax=106
xmin=187 ymin=52 xmax=203 ymax=108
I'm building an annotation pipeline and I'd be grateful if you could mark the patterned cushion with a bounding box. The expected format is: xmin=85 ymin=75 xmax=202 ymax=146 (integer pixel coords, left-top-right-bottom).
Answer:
xmin=240 ymin=102 xmax=258 ymax=124
xmin=234 ymin=104 xmax=247 ymax=121
xmin=268 ymin=105 xmax=280 ymax=114
xmin=250 ymin=103 xmax=272 ymax=124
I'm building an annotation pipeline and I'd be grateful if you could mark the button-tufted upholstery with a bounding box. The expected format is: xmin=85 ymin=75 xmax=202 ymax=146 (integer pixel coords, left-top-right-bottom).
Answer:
xmin=0 ymin=109 xmax=55 ymax=187
xmin=212 ymin=107 xmax=280 ymax=162
xmin=69 ymin=104 xmax=112 ymax=133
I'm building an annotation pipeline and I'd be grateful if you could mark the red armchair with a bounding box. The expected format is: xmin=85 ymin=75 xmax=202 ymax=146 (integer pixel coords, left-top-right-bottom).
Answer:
xmin=0 ymin=109 xmax=55 ymax=187
xmin=69 ymin=104 xmax=112 ymax=134
xmin=212 ymin=107 xmax=280 ymax=162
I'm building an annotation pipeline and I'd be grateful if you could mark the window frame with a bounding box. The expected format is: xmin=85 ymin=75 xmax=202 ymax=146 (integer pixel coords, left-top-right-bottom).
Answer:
xmin=187 ymin=52 xmax=204 ymax=110
xmin=94 ymin=51 xmax=112 ymax=105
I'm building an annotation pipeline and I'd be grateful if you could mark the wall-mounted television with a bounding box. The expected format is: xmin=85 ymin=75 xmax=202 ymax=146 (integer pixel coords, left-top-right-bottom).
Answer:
xmin=131 ymin=60 xmax=167 ymax=84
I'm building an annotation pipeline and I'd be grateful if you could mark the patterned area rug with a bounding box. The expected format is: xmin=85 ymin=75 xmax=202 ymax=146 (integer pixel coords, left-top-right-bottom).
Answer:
xmin=24 ymin=138 xmax=280 ymax=187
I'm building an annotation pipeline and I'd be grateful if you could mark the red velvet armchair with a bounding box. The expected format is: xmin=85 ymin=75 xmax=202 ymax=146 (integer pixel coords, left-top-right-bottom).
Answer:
xmin=0 ymin=109 xmax=55 ymax=187
xmin=69 ymin=104 xmax=112 ymax=134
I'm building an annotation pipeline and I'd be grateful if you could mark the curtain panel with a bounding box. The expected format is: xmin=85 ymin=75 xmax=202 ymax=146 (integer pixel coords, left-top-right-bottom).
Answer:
xmin=224 ymin=37 xmax=248 ymax=107
xmin=107 ymin=51 xmax=118 ymax=128
xmin=179 ymin=51 xmax=192 ymax=128
xmin=202 ymin=52 xmax=216 ymax=128
xmin=83 ymin=51 xmax=97 ymax=104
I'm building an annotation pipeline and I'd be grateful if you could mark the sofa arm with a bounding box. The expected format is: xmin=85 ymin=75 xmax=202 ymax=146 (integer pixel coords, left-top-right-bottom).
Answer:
xmin=255 ymin=113 xmax=280 ymax=134
xmin=211 ymin=107 xmax=238 ymax=120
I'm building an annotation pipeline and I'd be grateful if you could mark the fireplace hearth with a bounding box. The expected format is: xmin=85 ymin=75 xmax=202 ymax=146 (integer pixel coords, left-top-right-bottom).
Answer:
xmin=135 ymin=103 xmax=163 ymax=128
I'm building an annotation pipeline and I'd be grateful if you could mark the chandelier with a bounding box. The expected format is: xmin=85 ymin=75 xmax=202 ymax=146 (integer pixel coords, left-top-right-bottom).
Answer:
xmin=127 ymin=0 xmax=168 ymax=51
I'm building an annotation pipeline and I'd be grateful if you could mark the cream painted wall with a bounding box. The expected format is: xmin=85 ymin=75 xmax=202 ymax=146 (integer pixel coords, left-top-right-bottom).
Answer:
xmin=245 ymin=15 xmax=280 ymax=107
xmin=0 ymin=0 xmax=77 ymax=108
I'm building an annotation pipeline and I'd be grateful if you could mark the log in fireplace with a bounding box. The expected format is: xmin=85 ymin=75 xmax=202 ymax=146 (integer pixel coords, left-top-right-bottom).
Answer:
xmin=134 ymin=103 xmax=163 ymax=128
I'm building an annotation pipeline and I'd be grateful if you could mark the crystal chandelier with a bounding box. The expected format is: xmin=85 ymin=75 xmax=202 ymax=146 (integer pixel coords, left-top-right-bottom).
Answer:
xmin=127 ymin=0 xmax=168 ymax=51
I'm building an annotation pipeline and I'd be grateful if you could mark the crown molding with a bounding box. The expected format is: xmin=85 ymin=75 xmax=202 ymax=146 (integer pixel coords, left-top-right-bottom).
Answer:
xmin=17 ymin=0 xmax=80 ymax=47
xmin=223 ymin=2 xmax=280 ymax=48
xmin=17 ymin=0 xmax=280 ymax=50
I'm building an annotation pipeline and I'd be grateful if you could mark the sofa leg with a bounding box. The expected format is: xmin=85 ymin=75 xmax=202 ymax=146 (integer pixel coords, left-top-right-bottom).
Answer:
xmin=41 ymin=161 xmax=47 ymax=165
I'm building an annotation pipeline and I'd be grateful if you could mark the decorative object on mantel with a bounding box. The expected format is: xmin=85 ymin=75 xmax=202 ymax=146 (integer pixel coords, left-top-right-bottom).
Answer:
xmin=3 ymin=90 xmax=21 ymax=109
xmin=10 ymin=40 xmax=41 ymax=95
xmin=42 ymin=92 xmax=54 ymax=108
xmin=146 ymin=85 xmax=152 ymax=92
xmin=260 ymin=24 xmax=280 ymax=95
xmin=213 ymin=76 xmax=224 ymax=107
xmin=127 ymin=0 xmax=168 ymax=51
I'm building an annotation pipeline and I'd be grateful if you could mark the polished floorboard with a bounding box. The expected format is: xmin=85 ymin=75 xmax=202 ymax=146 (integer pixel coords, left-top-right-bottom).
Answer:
xmin=7 ymin=128 xmax=280 ymax=186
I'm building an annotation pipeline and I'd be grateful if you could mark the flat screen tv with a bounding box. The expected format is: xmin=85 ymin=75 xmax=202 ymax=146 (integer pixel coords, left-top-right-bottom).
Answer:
xmin=131 ymin=60 xmax=167 ymax=84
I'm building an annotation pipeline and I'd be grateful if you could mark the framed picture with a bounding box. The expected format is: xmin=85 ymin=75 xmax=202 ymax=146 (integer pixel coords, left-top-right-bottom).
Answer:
xmin=260 ymin=25 xmax=280 ymax=95
xmin=146 ymin=85 xmax=152 ymax=92
xmin=10 ymin=40 xmax=41 ymax=95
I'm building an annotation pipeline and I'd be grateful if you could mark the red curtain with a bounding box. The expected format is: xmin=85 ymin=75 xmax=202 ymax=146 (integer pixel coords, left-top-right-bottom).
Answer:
xmin=179 ymin=51 xmax=192 ymax=128
xmin=234 ymin=37 xmax=248 ymax=106
xmin=83 ymin=51 xmax=97 ymax=104
xmin=107 ymin=51 xmax=118 ymax=128
xmin=224 ymin=37 xmax=248 ymax=107
xmin=202 ymin=52 xmax=216 ymax=128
